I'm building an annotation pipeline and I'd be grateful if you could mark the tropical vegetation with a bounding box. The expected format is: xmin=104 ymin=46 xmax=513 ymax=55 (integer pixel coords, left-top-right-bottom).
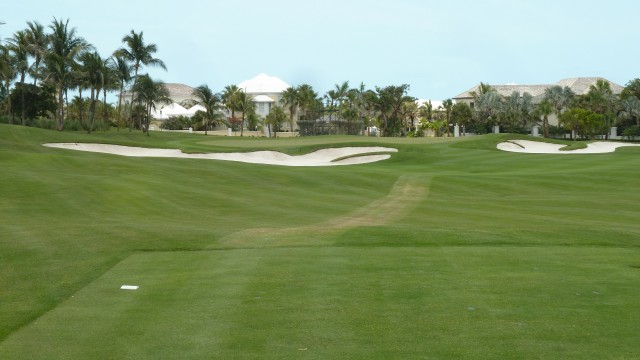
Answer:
xmin=2 ymin=18 xmax=640 ymax=140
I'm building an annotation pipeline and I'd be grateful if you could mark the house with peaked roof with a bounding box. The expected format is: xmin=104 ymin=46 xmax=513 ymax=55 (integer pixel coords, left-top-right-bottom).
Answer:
xmin=237 ymin=73 xmax=291 ymax=118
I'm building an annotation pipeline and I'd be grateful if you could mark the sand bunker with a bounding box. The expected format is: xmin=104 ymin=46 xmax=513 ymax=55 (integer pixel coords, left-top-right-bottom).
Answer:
xmin=497 ymin=140 xmax=640 ymax=154
xmin=43 ymin=143 xmax=397 ymax=166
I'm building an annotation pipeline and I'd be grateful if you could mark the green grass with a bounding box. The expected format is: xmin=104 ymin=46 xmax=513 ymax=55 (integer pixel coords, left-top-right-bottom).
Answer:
xmin=1 ymin=124 xmax=639 ymax=359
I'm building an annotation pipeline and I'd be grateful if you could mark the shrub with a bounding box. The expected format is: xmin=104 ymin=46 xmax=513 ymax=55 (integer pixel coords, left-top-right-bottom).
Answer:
xmin=622 ymin=125 xmax=640 ymax=140
xmin=160 ymin=116 xmax=192 ymax=130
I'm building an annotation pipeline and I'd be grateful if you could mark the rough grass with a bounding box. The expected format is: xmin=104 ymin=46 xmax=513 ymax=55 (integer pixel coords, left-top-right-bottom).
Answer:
xmin=1 ymin=124 xmax=639 ymax=359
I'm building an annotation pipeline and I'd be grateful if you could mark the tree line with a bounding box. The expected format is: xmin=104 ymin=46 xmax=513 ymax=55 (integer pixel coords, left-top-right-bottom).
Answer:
xmin=0 ymin=18 xmax=171 ymax=133
xmin=456 ymin=79 xmax=640 ymax=140
xmin=2 ymin=19 xmax=640 ymax=138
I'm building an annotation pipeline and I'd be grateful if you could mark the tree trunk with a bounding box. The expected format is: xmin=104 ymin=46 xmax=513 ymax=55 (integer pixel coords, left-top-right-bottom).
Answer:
xmin=6 ymin=81 xmax=13 ymax=124
xmin=103 ymin=88 xmax=108 ymax=127
xmin=129 ymin=63 xmax=139 ymax=132
xmin=145 ymin=101 xmax=151 ymax=136
xmin=78 ymin=87 xmax=84 ymax=126
xmin=117 ymin=84 xmax=124 ymax=131
xmin=57 ymin=86 xmax=65 ymax=130
xmin=20 ymin=85 xmax=25 ymax=125
xmin=88 ymin=87 xmax=95 ymax=134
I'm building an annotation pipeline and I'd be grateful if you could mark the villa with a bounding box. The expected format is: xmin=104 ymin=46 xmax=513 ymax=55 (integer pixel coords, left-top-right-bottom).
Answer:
xmin=237 ymin=73 xmax=291 ymax=118
xmin=453 ymin=77 xmax=624 ymax=126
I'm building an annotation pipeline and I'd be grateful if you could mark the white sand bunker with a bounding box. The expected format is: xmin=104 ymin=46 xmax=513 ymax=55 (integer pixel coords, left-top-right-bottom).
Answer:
xmin=497 ymin=139 xmax=640 ymax=154
xmin=43 ymin=143 xmax=397 ymax=166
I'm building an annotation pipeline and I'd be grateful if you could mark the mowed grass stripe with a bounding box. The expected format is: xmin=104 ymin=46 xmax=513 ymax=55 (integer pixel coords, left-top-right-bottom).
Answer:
xmin=0 ymin=247 xmax=638 ymax=359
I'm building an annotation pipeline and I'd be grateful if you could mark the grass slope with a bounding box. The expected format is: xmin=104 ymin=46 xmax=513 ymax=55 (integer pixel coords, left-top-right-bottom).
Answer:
xmin=1 ymin=124 xmax=639 ymax=359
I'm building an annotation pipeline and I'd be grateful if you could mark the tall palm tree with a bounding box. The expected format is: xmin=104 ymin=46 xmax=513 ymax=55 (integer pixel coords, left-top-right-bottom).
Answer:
xmin=110 ymin=55 xmax=132 ymax=131
xmin=280 ymin=86 xmax=300 ymax=132
xmin=132 ymin=74 xmax=170 ymax=135
xmin=192 ymin=84 xmax=223 ymax=135
xmin=79 ymin=51 xmax=109 ymax=133
xmin=101 ymin=60 xmax=118 ymax=125
xmin=6 ymin=30 xmax=29 ymax=123
xmin=115 ymin=30 xmax=167 ymax=130
xmin=70 ymin=57 xmax=88 ymax=125
xmin=45 ymin=18 xmax=91 ymax=129
xmin=25 ymin=21 xmax=47 ymax=86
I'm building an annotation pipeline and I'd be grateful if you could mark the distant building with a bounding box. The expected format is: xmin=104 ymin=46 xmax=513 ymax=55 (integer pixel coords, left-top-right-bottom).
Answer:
xmin=121 ymin=74 xmax=294 ymax=131
xmin=453 ymin=77 xmax=624 ymax=126
xmin=121 ymin=83 xmax=196 ymax=108
xmin=238 ymin=73 xmax=291 ymax=118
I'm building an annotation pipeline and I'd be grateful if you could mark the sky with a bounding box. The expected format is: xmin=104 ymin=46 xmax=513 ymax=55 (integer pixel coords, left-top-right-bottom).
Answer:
xmin=3 ymin=0 xmax=640 ymax=102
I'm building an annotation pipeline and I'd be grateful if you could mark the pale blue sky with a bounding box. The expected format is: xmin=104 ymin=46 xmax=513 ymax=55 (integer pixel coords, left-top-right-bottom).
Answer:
xmin=3 ymin=0 xmax=639 ymax=101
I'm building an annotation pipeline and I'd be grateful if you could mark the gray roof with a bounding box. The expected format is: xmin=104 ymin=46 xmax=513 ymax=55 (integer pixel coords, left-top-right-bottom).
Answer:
xmin=164 ymin=83 xmax=196 ymax=98
xmin=454 ymin=77 xmax=624 ymax=99
xmin=554 ymin=77 xmax=624 ymax=95
xmin=121 ymin=83 xmax=195 ymax=99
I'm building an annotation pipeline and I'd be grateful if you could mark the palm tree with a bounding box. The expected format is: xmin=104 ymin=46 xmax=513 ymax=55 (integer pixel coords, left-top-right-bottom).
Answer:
xmin=78 ymin=51 xmax=108 ymax=133
xmin=45 ymin=18 xmax=91 ymax=129
xmin=110 ymin=55 xmax=132 ymax=131
xmin=619 ymin=96 xmax=640 ymax=126
xmin=334 ymin=81 xmax=349 ymax=106
xmin=100 ymin=60 xmax=118 ymax=126
xmin=469 ymin=82 xmax=494 ymax=100
xmin=6 ymin=30 xmax=29 ymax=123
xmin=418 ymin=100 xmax=434 ymax=134
xmin=25 ymin=21 xmax=47 ymax=86
xmin=533 ymin=100 xmax=554 ymax=138
xmin=0 ymin=44 xmax=16 ymax=122
xmin=115 ymin=30 xmax=167 ymax=130
xmin=544 ymin=85 xmax=575 ymax=123
xmin=192 ymin=84 xmax=223 ymax=135
xmin=297 ymin=84 xmax=317 ymax=120
xmin=132 ymin=74 xmax=170 ymax=135
xmin=584 ymin=79 xmax=618 ymax=139
xmin=401 ymin=100 xmax=418 ymax=133
xmin=475 ymin=91 xmax=503 ymax=128
xmin=442 ymin=98 xmax=454 ymax=136
xmin=221 ymin=84 xmax=242 ymax=126
xmin=265 ymin=104 xmax=287 ymax=137
xmin=280 ymin=86 xmax=300 ymax=132
xmin=237 ymin=91 xmax=255 ymax=136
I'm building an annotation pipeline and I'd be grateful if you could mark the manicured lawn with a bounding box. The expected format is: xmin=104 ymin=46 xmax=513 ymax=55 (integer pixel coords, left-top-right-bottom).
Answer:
xmin=1 ymin=247 xmax=638 ymax=359
xmin=1 ymin=124 xmax=639 ymax=358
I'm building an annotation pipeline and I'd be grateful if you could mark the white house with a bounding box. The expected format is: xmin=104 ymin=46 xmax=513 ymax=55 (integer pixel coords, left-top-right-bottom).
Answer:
xmin=238 ymin=73 xmax=291 ymax=118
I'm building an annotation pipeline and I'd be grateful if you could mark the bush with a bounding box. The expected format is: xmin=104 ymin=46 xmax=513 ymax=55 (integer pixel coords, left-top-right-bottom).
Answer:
xmin=160 ymin=116 xmax=192 ymax=130
xmin=622 ymin=125 xmax=640 ymax=140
